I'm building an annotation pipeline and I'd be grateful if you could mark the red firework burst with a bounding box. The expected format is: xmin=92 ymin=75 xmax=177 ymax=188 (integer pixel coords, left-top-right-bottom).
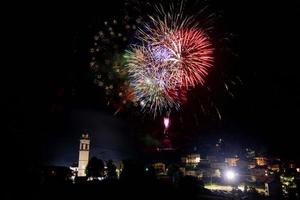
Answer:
xmin=167 ymin=28 xmax=214 ymax=88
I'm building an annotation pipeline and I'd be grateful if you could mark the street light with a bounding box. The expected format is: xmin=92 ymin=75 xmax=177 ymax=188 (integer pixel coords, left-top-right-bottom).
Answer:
xmin=225 ymin=170 xmax=237 ymax=181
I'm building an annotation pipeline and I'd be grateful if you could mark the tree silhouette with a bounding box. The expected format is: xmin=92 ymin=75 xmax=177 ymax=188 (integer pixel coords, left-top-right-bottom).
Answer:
xmin=106 ymin=160 xmax=117 ymax=179
xmin=86 ymin=156 xmax=104 ymax=178
xmin=167 ymin=163 xmax=182 ymax=185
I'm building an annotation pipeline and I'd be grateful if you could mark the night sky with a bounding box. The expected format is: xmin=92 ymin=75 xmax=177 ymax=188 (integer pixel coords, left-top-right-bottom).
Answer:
xmin=5 ymin=0 xmax=300 ymax=169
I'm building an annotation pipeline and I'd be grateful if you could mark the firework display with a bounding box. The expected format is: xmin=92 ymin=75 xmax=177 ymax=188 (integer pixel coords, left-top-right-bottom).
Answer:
xmin=126 ymin=5 xmax=214 ymax=116
xmin=89 ymin=15 xmax=142 ymax=113
xmin=88 ymin=1 xmax=223 ymax=118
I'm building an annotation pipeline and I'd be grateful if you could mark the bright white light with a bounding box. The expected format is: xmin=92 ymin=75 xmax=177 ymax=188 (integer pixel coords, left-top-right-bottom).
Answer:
xmin=225 ymin=170 xmax=236 ymax=181
xmin=164 ymin=117 xmax=170 ymax=129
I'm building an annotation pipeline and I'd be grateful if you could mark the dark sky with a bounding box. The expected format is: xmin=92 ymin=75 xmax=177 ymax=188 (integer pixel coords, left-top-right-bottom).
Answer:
xmin=5 ymin=0 xmax=300 ymax=168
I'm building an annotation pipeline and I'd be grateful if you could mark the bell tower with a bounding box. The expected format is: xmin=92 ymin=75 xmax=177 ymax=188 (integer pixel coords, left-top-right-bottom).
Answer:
xmin=78 ymin=131 xmax=90 ymax=177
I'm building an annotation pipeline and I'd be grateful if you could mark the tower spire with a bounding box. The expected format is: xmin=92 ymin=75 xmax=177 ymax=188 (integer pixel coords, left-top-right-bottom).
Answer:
xmin=78 ymin=130 xmax=90 ymax=177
